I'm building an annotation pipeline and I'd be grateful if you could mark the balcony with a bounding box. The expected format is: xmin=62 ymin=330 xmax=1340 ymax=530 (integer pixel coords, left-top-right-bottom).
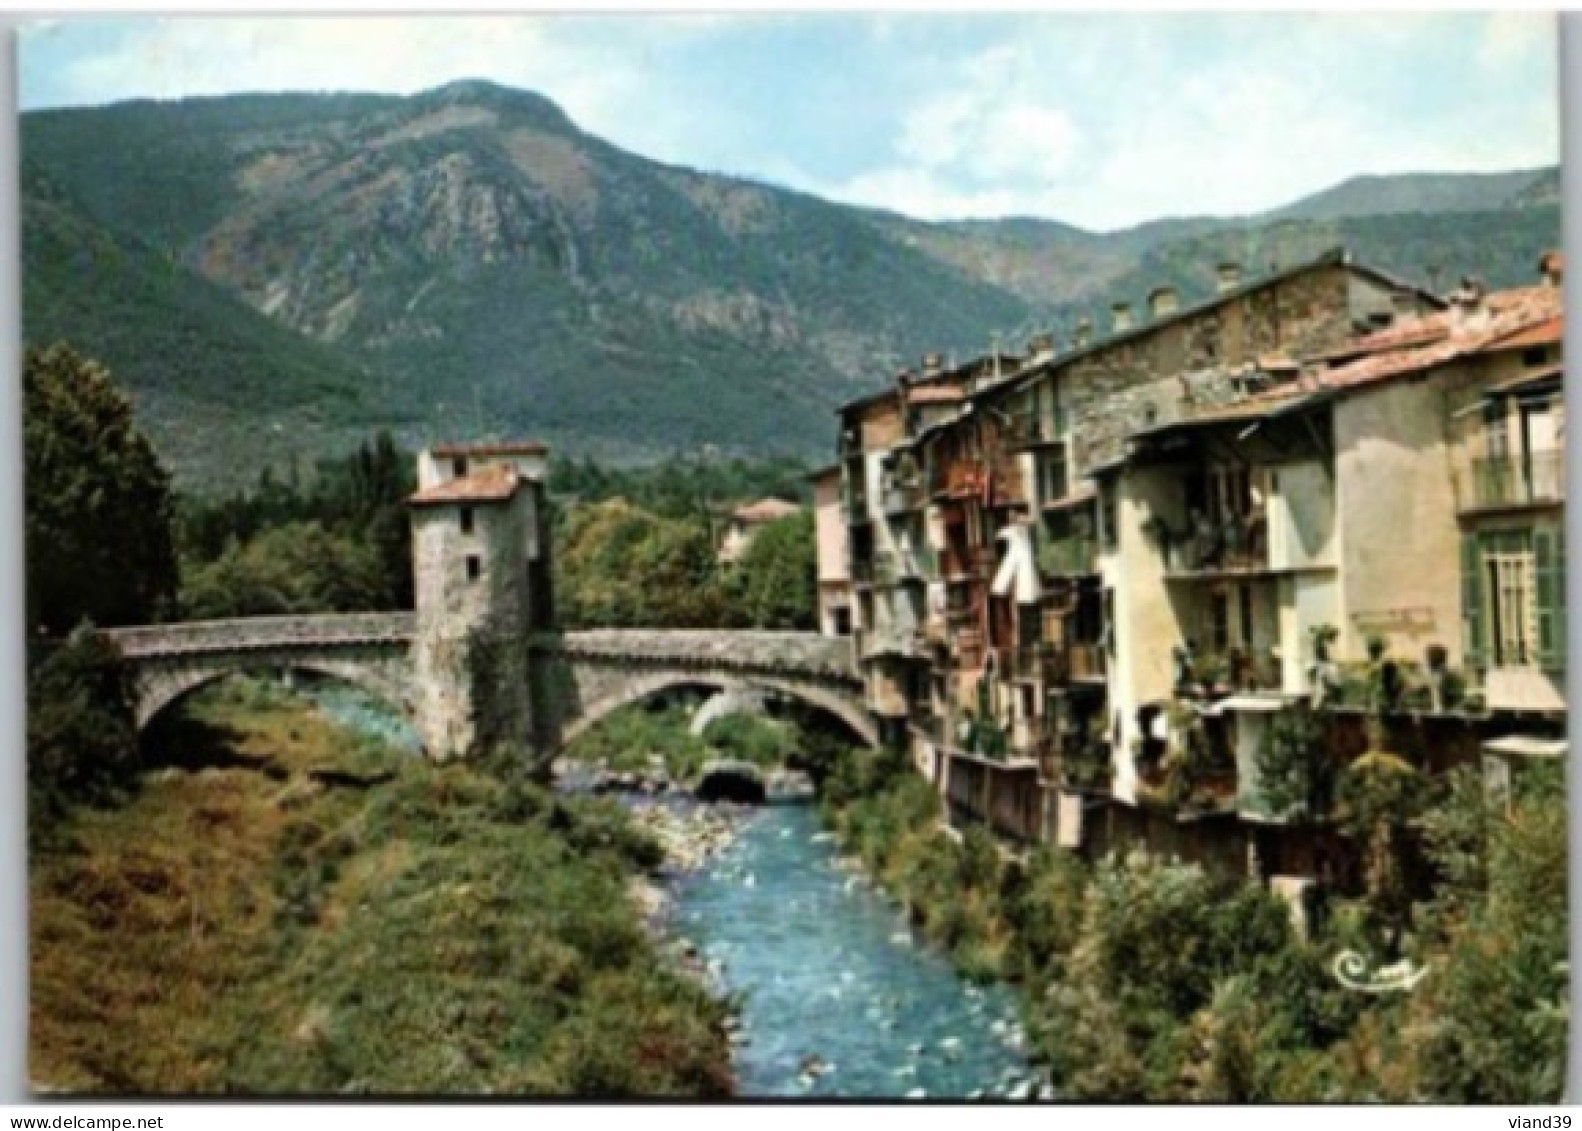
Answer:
xmin=1005 ymin=410 xmax=1068 ymax=448
xmin=1010 ymin=712 xmax=1045 ymax=754
xmin=1161 ymin=512 xmax=1271 ymax=576
xmin=861 ymin=627 xmax=926 ymax=661
xmin=934 ymin=461 xmax=988 ymax=500
xmin=873 ymin=548 xmax=931 ymax=586
xmin=955 ymin=628 xmax=985 ymax=670
xmin=882 ymin=481 xmax=925 ymax=516
xmin=1037 ymin=536 xmax=1098 ymax=578
xmin=1181 ymin=649 xmax=1282 ymax=697
xmin=1066 ymin=642 xmax=1107 ymax=682
xmin=1455 ymin=451 xmax=1564 ymax=512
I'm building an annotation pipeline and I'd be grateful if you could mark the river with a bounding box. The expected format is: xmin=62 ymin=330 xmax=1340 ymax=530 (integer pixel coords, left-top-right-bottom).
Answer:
xmin=299 ymin=678 xmax=1035 ymax=1099
xmin=670 ymin=801 xmax=1036 ymax=1099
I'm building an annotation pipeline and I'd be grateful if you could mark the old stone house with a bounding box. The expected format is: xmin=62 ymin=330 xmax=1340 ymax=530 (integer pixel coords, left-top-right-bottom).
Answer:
xmin=407 ymin=441 xmax=554 ymax=763
xmin=718 ymin=497 xmax=802 ymax=564
xmin=810 ymin=466 xmax=854 ymax=638
xmin=822 ymin=245 xmax=1566 ymax=902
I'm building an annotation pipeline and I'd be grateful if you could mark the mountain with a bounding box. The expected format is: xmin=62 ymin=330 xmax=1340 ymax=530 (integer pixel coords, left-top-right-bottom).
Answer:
xmin=21 ymin=162 xmax=410 ymax=484
xmin=20 ymin=81 xmax=1564 ymax=490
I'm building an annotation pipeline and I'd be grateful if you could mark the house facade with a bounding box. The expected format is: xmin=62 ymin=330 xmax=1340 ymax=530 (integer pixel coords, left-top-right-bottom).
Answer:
xmin=821 ymin=246 xmax=1566 ymax=900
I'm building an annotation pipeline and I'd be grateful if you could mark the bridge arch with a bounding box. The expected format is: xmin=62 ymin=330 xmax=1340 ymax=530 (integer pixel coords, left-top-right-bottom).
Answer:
xmin=557 ymin=670 xmax=879 ymax=753
xmin=134 ymin=656 xmax=413 ymax=733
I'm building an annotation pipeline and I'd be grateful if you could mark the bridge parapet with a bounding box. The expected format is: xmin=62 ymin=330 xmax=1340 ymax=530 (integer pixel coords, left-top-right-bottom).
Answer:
xmin=106 ymin=612 xmax=417 ymax=659
xmin=533 ymin=629 xmax=856 ymax=679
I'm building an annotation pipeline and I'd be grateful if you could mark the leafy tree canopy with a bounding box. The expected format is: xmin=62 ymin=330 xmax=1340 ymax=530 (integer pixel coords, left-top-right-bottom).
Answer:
xmin=25 ymin=342 xmax=177 ymax=633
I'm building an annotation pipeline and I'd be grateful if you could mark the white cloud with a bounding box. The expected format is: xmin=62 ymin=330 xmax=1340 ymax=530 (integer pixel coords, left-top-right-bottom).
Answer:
xmin=23 ymin=13 xmax=1562 ymax=230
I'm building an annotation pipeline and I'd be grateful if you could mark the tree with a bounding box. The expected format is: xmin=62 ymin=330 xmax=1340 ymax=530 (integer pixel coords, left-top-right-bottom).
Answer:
xmin=27 ymin=625 xmax=140 ymax=829
xmin=25 ymin=343 xmax=177 ymax=633
xmin=731 ymin=510 xmax=816 ymax=629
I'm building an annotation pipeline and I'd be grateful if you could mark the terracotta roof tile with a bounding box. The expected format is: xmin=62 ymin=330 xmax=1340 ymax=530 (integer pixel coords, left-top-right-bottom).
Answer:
xmin=1479 ymin=314 xmax=1563 ymax=353
xmin=1293 ymin=288 xmax=1565 ymax=397
xmin=408 ymin=463 xmax=522 ymax=506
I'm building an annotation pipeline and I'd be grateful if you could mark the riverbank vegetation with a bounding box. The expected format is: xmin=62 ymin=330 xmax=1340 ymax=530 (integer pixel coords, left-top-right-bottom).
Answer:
xmin=816 ymin=743 xmax=1567 ymax=1102
xmin=563 ymin=702 xmax=799 ymax=786
xmin=30 ymin=678 xmax=733 ymax=1094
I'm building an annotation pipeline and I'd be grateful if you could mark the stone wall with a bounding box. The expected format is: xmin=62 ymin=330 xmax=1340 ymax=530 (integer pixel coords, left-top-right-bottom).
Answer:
xmin=411 ymin=491 xmax=537 ymax=763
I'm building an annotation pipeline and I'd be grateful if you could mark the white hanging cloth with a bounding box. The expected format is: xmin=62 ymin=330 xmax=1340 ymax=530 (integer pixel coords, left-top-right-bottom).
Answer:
xmin=990 ymin=524 xmax=1042 ymax=604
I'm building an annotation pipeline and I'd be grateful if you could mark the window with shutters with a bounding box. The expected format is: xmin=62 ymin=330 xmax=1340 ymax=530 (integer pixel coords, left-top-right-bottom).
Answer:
xmin=1468 ymin=526 xmax=1565 ymax=672
xmin=1484 ymin=541 xmax=1536 ymax=668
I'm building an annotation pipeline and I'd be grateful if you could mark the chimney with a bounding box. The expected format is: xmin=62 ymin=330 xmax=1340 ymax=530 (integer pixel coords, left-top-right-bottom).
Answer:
xmin=1147 ymin=286 xmax=1179 ymax=320
xmin=1540 ymin=250 xmax=1565 ymax=288
xmin=895 ymin=368 xmax=914 ymax=391
xmin=1026 ymin=331 xmax=1057 ymax=361
xmin=1074 ymin=316 xmax=1093 ymax=349
xmin=1448 ymin=276 xmax=1490 ymax=338
xmin=1111 ymin=302 xmax=1134 ymax=334
xmin=921 ymin=352 xmax=944 ymax=377
xmin=1216 ymin=261 xmax=1243 ymax=294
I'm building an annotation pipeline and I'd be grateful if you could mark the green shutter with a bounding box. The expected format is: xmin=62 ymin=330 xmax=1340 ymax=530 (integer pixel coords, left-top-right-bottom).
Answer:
xmin=1535 ymin=524 xmax=1566 ymax=672
xmin=1461 ymin=532 xmax=1485 ymax=670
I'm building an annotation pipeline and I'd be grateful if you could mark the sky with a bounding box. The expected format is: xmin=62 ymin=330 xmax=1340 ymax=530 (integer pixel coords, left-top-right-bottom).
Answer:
xmin=16 ymin=12 xmax=1561 ymax=232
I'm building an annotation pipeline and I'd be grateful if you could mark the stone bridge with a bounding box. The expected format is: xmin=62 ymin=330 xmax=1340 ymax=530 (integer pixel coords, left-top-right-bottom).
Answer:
xmin=105 ymin=615 xmax=870 ymax=757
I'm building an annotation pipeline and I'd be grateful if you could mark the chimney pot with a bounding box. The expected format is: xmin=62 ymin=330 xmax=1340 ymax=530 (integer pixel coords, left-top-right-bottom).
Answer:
xmin=1073 ymin=317 xmax=1092 ymax=349
xmin=1540 ymin=251 xmax=1565 ymax=288
xmin=1147 ymin=286 xmax=1180 ymax=319
xmin=1216 ymin=261 xmax=1243 ymax=294
xmin=922 ymin=352 xmax=944 ymax=376
xmin=1026 ymin=331 xmax=1057 ymax=359
xmin=1111 ymin=302 xmax=1134 ymax=334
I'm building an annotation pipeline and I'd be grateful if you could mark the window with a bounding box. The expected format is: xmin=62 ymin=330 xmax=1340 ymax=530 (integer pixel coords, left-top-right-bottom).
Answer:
xmin=453 ymin=456 xmax=469 ymax=477
xmin=1485 ymin=537 xmax=1536 ymax=667
xmin=1209 ymin=590 xmax=1231 ymax=654
xmin=1238 ymin=585 xmax=1255 ymax=649
xmin=459 ymin=506 xmax=474 ymax=535
xmin=1038 ymin=453 xmax=1068 ymax=503
xmin=1100 ymin=490 xmax=1119 ymax=550
xmin=1523 ymin=346 xmax=1549 ymax=368
xmin=466 ymin=555 xmax=482 ymax=583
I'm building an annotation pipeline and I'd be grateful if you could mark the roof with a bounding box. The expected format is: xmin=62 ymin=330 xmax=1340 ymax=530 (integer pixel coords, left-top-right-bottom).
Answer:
xmin=732 ymin=498 xmax=801 ymax=524
xmin=407 ymin=463 xmax=523 ymax=507
xmin=835 ymin=351 xmax=1021 ymax=416
xmin=1126 ymin=389 xmax=1322 ymax=442
xmin=971 ymin=247 xmax=1443 ymax=407
xmin=908 ymin=385 xmax=968 ymax=406
xmin=807 ymin=464 xmax=842 ymax=484
xmin=1485 ymin=363 xmax=1564 ymax=397
xmin=1483 ymin=734 xmax=1566 ymax=758
xmin=1292 ymin=284 xmax=1565 ymax=399
xmin=1479 ymin=314 xmax=1563 ymax=354
xmin=429 ymin=440 xmax=548 ymax=458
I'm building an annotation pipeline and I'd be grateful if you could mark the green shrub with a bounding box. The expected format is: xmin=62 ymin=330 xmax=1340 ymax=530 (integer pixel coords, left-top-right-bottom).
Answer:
xmin=27 ymin=625 xmax=141 ymax=831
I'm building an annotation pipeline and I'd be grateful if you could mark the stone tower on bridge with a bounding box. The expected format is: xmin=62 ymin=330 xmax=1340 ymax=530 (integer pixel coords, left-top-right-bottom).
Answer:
xmin=407 ymin=441 xmax=555 ymax=763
